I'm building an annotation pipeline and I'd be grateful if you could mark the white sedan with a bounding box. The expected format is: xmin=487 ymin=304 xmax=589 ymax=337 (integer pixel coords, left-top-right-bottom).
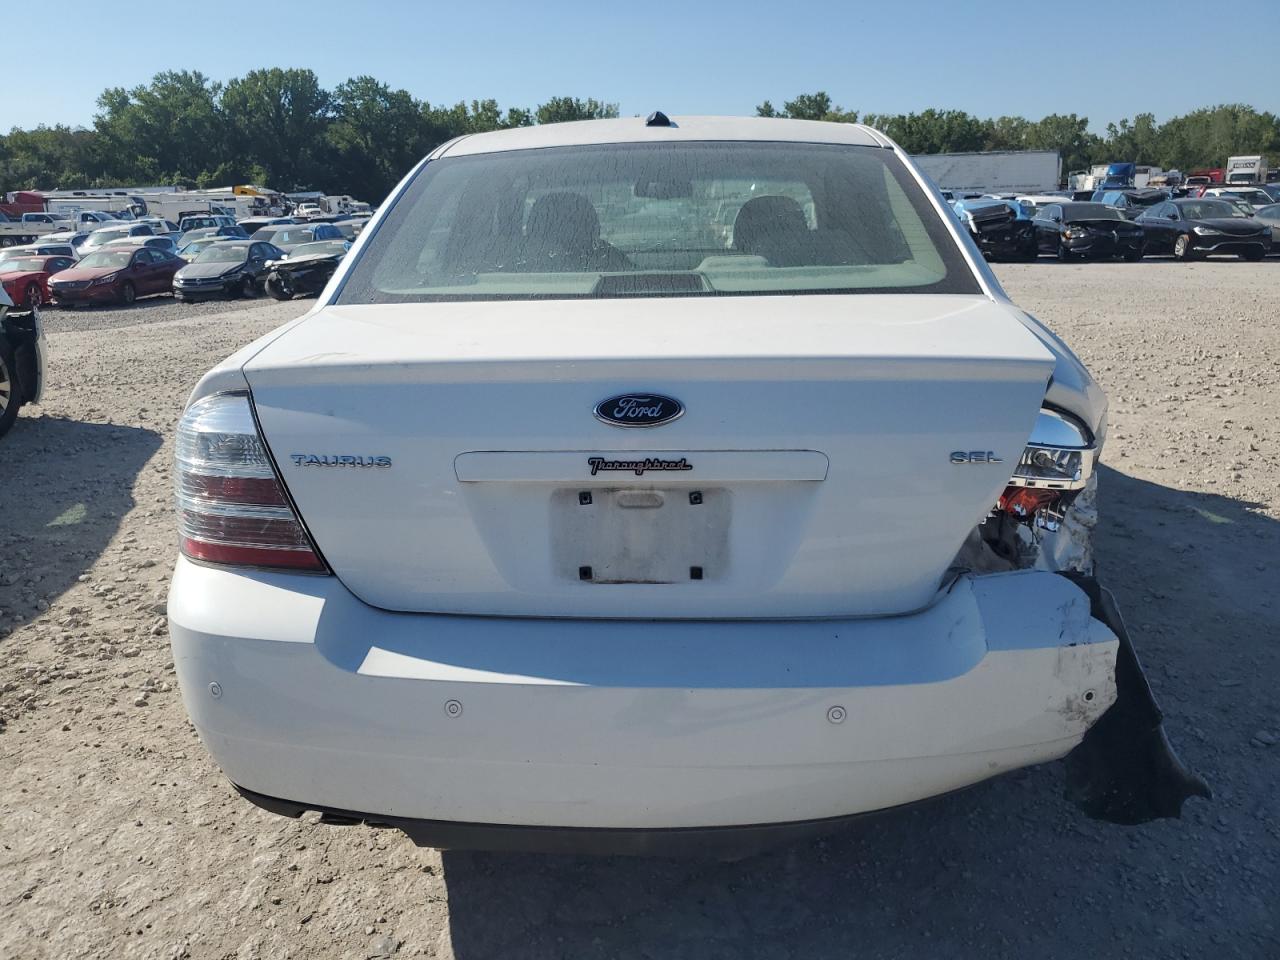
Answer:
xmin=169 ymin=115 xmax=1205 ymax=855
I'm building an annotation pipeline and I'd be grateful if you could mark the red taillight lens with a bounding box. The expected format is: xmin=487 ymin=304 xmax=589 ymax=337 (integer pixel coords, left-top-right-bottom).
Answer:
xmin=999 ymin=486 xmax=1060 ymax=518
xmin=174 ymin=392 xmax=326 ymax=572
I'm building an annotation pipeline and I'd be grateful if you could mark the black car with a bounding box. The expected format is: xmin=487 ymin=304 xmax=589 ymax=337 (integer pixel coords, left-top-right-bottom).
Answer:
xmin=1136 ymin=198 xmax=1271 ymax=261
xmin=264 ymin=239 xmax=351 ymax=300
xmin=953 ymin=200 xmax=1037 ymax=262
xmin=172 ymin=240 xmax=284 ymax=300
xmin=1254 ymin=203 xmax=1280 ymax=252
xmin=1034 ymin=202 xmax=1146 ymax=261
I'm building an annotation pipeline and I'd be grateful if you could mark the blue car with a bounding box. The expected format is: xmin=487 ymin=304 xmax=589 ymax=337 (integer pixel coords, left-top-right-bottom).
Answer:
xmin=1090 ymin=188 xmax=1170 ymax=220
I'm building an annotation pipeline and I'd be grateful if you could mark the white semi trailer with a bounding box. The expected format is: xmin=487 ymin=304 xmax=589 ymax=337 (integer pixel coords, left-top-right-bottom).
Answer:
xmin=913 ymin=149 xmax=1062 ymax=196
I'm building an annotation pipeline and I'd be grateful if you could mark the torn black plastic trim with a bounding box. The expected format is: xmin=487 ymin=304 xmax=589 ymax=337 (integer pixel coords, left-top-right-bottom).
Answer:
xmin=1061 ymin=573 xmax=1211 ymax=824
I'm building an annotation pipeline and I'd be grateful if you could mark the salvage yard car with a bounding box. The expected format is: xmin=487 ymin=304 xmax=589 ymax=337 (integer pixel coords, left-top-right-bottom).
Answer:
xmin=0 ymin=254 xmax=76 ymax=307
xmin=236 ymin=216 xmax=296 ymax=235
xmin=173 ymin=240 xmax=284 ymax=301
xmin=176 ymin=236 xmax=233 ymax=262
xmin=1034 ymin=202 xmax=1146 ymax=261
xmin=951 ymin=198 xmax=1037 ymax=261
xmin=1253 ymin=202 xmax=1280 ymax=247
xmin=29 ymin=230 xmax=90 ymax=254
xmin=179 ymin=224 xmax=249 ymax=247
xmin=79 ymin=222 xmax=156 ymax=254
xmin=1136 ymin=198 xmax=1271 ymax=260
xmin=0 ymin=241 xmax=79 ymax=263
xmin=0 ymin=285 xmax=43 ymax=439
xmin=49 ymin=246 xmax=180 ymax=306
xmin=1198 ymin=185 xmax=1273 ymax=211
xmin=1090 ymin=187 xmax=1168 ymax=219
xmin=178 ymin=214 xmax=238 ymax=236
xmin=169 ymin=115 xmax=1206 ymax=856
xmin=105 ymin=234 xmax=180 ymax=258
xmin=247 ymin=222 xmax=343 ymax=253
xmin=263 ymin=238 xmax=349 ymax=299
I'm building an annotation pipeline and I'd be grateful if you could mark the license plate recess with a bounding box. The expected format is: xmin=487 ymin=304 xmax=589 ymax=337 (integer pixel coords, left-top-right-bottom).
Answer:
xmin=550 ymin=487 xmax=729 ymax=583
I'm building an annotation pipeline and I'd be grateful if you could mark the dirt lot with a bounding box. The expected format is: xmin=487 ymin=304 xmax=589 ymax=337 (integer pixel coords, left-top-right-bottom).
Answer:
xmin=2 ymin=266 xmax=1278 ymax=959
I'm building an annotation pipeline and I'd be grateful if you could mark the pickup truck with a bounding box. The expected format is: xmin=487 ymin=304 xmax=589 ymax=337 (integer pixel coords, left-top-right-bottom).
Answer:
xmin=0 ymin=211 xmax=59 ymax=247
xmin=3 ymin=209 xmax=125 ymax=243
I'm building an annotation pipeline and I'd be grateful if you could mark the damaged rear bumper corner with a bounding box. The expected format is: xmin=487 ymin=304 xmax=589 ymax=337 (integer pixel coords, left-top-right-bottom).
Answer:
xmin=1061 ymin=574 xmax=1211 ymax=824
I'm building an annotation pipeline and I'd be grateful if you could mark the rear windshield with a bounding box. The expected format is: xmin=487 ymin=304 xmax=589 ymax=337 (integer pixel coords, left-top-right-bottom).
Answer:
xmin=292 ymin=240 xmax=349 ymax=258
xmin=78 ymin=250 xmax=132 ymax=269
xmin=195 ymin=244 xmax=250 ymax=263
xmin=1 ymin=257 xmax=51 ymax=272
xmin=337 ymin=141 xmax=978 ymax=303
xmin=254 ymin=228 xmax=316 ymax=245
xmin=1177 ymin=200 xmax=1243 ymax=219
xmin=1062 ymin=204 xmax=1125 ymax=222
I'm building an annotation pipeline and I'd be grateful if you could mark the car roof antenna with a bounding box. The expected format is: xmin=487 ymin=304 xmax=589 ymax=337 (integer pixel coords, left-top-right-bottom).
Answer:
xmin=645 ymin=111 xmax=675 ymax=128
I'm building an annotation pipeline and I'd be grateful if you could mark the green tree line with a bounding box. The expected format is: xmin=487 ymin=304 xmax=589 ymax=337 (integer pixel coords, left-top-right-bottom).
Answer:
xmin=0 ymin=69 xmax=618 ymax=202
xmin=760 ymin=92 xmax=1280 ymax=176
xmin=4 ymin=72 xmax=1278 ymax=202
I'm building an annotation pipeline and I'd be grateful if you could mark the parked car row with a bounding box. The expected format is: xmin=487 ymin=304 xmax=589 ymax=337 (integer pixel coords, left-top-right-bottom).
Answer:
xmin=25 ymin=234 xmax=352 ymax=307
xmin=0 ymin=215 xmax=363 ymax=307
xmin=953 ymin=194 xmax=1278 ymax=262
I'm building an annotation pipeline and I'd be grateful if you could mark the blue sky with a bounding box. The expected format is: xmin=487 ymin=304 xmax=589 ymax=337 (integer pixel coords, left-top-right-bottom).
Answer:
xmin=7 ymin=0 xmax=1277 ymax=133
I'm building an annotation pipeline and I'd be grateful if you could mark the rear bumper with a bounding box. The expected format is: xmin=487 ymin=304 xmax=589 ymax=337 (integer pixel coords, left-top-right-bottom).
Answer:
xmin=168 ymin=558 xmax=1119 ymax=837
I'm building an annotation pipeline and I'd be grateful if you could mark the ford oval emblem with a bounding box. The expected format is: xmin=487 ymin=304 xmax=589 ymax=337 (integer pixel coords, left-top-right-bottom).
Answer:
xmin=594 ymin=393 xmax=684 ymax=428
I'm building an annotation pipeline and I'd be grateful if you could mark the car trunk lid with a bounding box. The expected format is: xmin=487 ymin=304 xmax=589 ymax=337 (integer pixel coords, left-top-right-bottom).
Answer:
xmin=244 ymin=294 xmax=1055 ymax=618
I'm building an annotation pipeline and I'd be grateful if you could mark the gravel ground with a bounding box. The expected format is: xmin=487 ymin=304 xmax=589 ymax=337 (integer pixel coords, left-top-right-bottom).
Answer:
xmin=1 ymin=267 xmax=1277 ymax=959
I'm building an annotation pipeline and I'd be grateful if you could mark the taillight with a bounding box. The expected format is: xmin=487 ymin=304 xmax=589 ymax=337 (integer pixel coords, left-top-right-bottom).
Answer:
xmin=997 ymin=408 xmax=1096 ymax=532
xmin=174 ymin=392 xmax=326 ymax=571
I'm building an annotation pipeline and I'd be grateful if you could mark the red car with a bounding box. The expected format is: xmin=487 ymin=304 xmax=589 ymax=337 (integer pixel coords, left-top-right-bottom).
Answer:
xmin=47 ymin=247 xmax=181 ymax=306
xmin=0 ymin=254 xmax=76 ymax=307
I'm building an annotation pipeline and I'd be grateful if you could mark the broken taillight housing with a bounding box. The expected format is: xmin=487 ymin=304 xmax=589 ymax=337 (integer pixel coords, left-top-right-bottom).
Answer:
xmin=174 ymin=392 xmax=326 ymax=571
xmin=999 ymin=409 xmax=1095 ymax=530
